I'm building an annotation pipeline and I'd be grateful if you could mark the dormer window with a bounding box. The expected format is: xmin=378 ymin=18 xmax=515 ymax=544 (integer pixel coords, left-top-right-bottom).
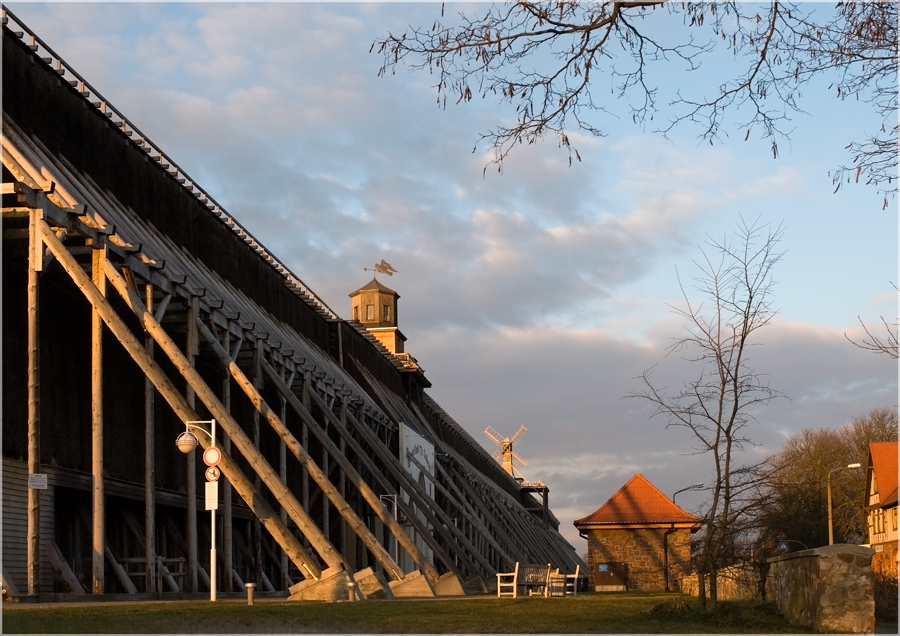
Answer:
xmin=383 ymin=304 xmax=390 ymax=322
xmin=352 ymin=306 xmax=359 ymax=321
xmin=366 ymin=304 xmax=374 ymax=321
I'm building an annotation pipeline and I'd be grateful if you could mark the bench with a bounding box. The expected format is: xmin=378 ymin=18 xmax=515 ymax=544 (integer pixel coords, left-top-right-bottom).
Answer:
xmin=496 ymin=562 xmax=553 ymax=598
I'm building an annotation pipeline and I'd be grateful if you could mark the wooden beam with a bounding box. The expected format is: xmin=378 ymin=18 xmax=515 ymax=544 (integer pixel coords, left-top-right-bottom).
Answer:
xmin=38 ymin=220 xmax=325 ymax=582
xmin=407 ymin=451 xmax=514 ymax=570
xmin=335 ymin=379 xmax=495 ymax=578
xmin=105 ymin=545 xmax=138 ymax=594
xmin=27 ymin=206 xmax=41 ymax=596
xmin=143 ymin=282 xmax=156 ymax=594
xmin=47 ymin=542 xmax=84 ymax=594
xmin=315 ymin=387 xmax=488 ymax=579
xmin=95 ymin=253 xmax=341 ymax=579
xmin=185 ymin=295 xmax=199 ymax=593
xmin=91 ymin=236 xmax=107 ymax=594
xmin=195 ymin=320 xmax=404 ymax=582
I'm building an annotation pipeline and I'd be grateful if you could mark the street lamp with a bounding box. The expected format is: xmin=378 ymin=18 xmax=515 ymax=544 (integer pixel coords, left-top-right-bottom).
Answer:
xmin=177 ymin=419 xmax=219 ymax=601
xmin=672 ymin=483 xmax=704 ymax=503
xmin=827 ymin=463 xmax=861 ymax=545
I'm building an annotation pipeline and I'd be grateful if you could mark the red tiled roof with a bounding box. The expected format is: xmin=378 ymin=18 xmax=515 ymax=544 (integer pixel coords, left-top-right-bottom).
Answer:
xmin=869 ymin=441 xmax=898 ymax=508
xmin=573 ymin=473 xmax=702 ymax=526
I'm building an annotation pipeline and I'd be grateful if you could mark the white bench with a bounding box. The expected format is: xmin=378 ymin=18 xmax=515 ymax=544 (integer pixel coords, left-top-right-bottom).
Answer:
xmin=496 ymin=562 xmax=552 ymax=598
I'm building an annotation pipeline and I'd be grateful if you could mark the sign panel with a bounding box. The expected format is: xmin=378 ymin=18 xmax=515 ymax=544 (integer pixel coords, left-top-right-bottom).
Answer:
xmin=205 ymin=480 xmax=219 ymax=511
xmin=778 ymin=541 xmax=788 ymax=551
xmin=28 ymin=473 xmax=48 ymax=490
xmin=203 ymin=446 xmax=221 ymax=467
xmin=205 ymin=466 xmax=220 ymax=482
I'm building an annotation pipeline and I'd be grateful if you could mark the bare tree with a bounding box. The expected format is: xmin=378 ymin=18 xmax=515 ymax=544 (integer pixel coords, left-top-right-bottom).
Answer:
xmin=629 ymin=217 xmax=784 ymax=608
xmin=845 ymin=283 xmax=899 ymax=359
xmin=375 ymin=2 xmax=897 ymax=202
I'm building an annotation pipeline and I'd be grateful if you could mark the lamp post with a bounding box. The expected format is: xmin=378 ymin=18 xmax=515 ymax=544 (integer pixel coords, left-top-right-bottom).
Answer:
xmin=672 ymin=483 xmax=704 ymax=503
xmin=827 ymin=463 xmax=861 ymax=545
xmin=177 ymin=419 xmax=218 ymax=602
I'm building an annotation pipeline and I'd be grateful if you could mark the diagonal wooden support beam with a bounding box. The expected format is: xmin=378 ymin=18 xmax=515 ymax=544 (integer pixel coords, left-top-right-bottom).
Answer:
xmin=275 ymin=384 xmax=465 ymax=580
xmin=38 ymin=219 xmax=326 ymax=582
xmin=304 ymin=388 xmax=477 ymax=577
xmin=406 ymin=451 xmax=514 ymax=571
xmin=321 ymin=388 xmax=496 ymax=579
xmin=432 ymin=458 xmax=517 ymax=562
xmin=98 ymin=256 xmax=346 ymax=577
xmin=257 ymin=355 xmax=440 ymax=585
xmin=194 ymin=318 xmax=405 ymax=583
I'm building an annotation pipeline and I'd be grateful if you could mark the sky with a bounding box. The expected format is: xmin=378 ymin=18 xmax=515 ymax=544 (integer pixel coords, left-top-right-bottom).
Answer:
xmin=7 ymin=1 xmax=897 ymax=554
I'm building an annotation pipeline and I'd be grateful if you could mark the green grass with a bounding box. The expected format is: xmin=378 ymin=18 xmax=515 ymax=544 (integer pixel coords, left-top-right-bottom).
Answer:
xmin=2 ymin=593 xmax=813 ymax=634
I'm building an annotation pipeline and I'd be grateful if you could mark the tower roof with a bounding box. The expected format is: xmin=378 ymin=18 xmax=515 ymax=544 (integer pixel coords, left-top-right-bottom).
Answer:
xmin=349 ymin=277 xmax=399 ymax=298
xmin=573 ymin=473 xmax=702 ymax=527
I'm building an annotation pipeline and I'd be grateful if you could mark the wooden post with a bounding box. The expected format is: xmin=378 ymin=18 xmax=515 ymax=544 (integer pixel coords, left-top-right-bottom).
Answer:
xmin=301 ymin=371 xmax=310 ymax=512
xmin=278 ymin=363 xmax=290 ymax=591
xmin=91 ymin=236 xmax=106 ymax=595
xmin=338 ymin=400 xmax=347 ymax=560
xmin=144 ymin=282 xmax=156 ymax=594
xmin=39 ymin=223 xmax=327 ymax=580
xmin=222 ymin=326 xmax=233 ymax=593
xmin=185 ymin=295 xmax=199 ymax=593
xmin=252 ymin=338 xmax=262 ymax=589
xmin=26 ymin=206 xmax=42 ymax=597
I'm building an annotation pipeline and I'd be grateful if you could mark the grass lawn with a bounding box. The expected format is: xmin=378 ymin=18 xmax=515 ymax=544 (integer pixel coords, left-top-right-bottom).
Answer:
xmin=1 ymin=592 xmax=813 ymax=633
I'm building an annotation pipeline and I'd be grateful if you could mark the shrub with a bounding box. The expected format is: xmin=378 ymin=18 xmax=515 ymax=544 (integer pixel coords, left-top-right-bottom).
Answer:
xmin=873 ymin=558 xmax=898 ymax=622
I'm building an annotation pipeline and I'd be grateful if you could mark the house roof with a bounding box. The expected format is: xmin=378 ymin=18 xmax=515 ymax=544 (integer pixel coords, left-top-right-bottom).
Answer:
xmin=573 ymin=473 xmax=702 ymax=527
xmin=349 ymin=277 xmax=399 ymax=298
xmin=868 ymin=441 xmax=898 ymax=509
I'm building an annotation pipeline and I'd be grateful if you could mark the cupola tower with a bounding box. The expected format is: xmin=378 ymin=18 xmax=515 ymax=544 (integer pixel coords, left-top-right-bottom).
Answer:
xmin=349 ymin=278 xmax=406 ymax=354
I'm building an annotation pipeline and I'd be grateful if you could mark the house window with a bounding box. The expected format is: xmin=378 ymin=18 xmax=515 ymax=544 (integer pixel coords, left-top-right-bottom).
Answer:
xmin=383 ymin=304 xmax=390 ymax=321
xmin=893 ymin=507 xmax=897 ymax=532
xmin=352 ymin=306 xmax=359 ymax=321
xmin=366 ymin=304 xmax=374 ymax=320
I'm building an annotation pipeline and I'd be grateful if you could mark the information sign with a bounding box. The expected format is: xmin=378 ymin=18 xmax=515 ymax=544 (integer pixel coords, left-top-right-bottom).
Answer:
xmin=205 ymin=480 xmax=219 ymax=511
xmin=28 ymin=473 xmax=48 ymax=490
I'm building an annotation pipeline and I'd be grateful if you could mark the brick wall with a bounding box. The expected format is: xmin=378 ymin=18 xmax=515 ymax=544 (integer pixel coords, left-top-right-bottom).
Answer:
xmin=585 ymin=527 xmax=693 ymax=591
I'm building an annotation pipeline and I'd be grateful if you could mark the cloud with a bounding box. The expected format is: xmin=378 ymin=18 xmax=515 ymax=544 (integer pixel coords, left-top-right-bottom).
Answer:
xmin=10 ymin=1 xmax=896 ymax=557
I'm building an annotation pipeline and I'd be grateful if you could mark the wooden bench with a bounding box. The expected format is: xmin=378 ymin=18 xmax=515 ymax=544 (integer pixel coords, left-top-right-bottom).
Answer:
xmin=496 ymin=562 xmax=553 ymax=598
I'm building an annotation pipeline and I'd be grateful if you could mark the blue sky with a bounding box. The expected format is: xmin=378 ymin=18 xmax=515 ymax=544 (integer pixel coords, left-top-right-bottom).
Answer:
xmin=8 ymin=1 xmax=897 ymax=552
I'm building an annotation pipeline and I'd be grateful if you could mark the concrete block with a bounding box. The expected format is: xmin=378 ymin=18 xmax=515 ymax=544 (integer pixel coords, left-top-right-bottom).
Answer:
xmin=433 ymin=571 xmax=465 ymax=596
xmin=354 ymin=567 xmax=393 ymax=600
xmin=288 ymin=566 xmax=353 ymax=602
xmin=388 ymin=569 xmax=435 ymax=597
xmin=462 ymin=575 xmax=488 ymax=595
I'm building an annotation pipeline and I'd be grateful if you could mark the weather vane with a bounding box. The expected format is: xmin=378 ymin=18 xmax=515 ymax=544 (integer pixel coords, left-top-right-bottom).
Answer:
xmin=364 ymin=259 xmax=398 ymax=277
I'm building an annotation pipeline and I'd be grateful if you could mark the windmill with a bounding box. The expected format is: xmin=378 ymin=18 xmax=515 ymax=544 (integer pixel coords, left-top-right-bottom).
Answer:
xmin=484 ymin=425 xmax=528 ymax=479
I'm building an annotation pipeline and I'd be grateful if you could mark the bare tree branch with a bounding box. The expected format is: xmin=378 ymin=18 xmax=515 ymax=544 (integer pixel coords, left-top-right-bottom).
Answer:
xmin=374 ymin=2 xmax=897 ymax=198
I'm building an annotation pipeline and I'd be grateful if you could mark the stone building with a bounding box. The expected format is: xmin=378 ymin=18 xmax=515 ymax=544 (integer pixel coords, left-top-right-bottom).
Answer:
xmin=574 ymin=473 xmax=701 ymax=592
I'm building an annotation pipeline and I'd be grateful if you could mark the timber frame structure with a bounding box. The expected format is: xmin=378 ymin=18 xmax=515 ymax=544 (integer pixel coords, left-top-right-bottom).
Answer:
xmin=1 ymin=7 xmax=582 ymax=601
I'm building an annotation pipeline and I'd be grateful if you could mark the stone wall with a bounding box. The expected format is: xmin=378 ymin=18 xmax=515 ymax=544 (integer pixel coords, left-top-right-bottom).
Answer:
xmin=766 ymin=544 xmax=875 ymax=634
xmin=585 ymin=527 xmax=692 ymax=591
xmin=681 ymin=563 xmax=762 ymax=601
